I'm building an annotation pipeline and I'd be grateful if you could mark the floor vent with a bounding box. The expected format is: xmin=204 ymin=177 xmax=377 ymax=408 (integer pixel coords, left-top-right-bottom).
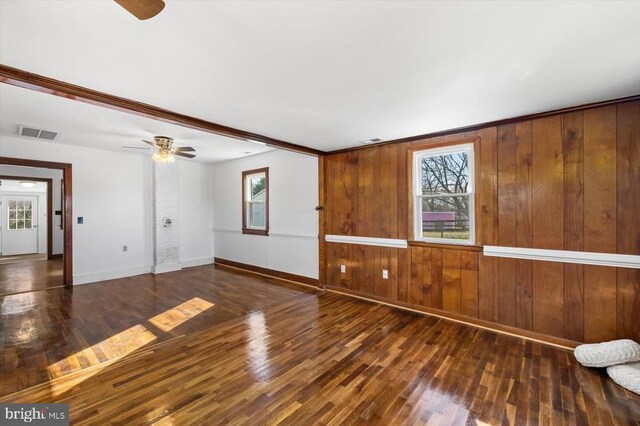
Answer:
xmin=18 ymin=125 xmax=59 ymax=141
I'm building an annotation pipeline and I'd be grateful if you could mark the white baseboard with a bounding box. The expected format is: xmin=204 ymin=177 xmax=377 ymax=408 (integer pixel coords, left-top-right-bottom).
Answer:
xmin=180 ymin=257 xmax=214 ymax=268
xmin=74 ymin=265 xmax=151 ymax=285
xmin=151 ymin=262 xmax=182 ymax=274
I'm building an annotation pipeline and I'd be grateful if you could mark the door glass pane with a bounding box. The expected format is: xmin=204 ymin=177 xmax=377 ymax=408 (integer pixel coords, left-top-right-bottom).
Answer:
xmin=25 ymin=219 xmax=32 ymax=229
xmin=8 ymin=219 xmax=16 ymax=230
xmin=9 ymin=210 xmax=16 ymax=219
xmin=16 ymin=219 xmax=25 ymax=230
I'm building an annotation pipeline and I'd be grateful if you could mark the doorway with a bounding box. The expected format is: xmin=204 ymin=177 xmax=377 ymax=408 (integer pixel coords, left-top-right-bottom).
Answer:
xmin=0 ymin=157 xmax=72 ymax=293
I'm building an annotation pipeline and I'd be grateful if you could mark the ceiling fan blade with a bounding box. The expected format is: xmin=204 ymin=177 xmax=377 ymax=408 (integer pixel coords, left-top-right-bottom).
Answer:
xmin=173 ymin=146 xmax=196 ymax=152
xmin=174 ymin=152 xmax=196 ymax=159
xmin=122 ymin=146 xmax=151 ymax=150
xmin=114 ymin=0 xmax=165 ymax=20
xmin=142 ymin=140 xmax=158 ymax=148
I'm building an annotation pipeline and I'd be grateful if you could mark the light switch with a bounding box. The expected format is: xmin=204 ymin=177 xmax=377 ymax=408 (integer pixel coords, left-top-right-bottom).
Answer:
xmin=340 ymin=264 xmax=346 ymax=273
xmin=382 ymin=269 xmax=389 ymax=279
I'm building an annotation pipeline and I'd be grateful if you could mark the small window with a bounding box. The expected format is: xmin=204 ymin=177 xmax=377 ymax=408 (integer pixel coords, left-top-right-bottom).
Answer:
xmin=242 ymin=167 xmax=269 ymax=236
xmin=7 ymin=199 xmax=34 ymax=231
xmin=413 ymin=143 xmax=475 ymax=245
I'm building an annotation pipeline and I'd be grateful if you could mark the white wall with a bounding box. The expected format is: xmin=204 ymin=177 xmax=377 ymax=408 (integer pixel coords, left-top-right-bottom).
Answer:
xmin=0 ymin=166 xmax=63 ymax=254
xmin=0 ymin=135 xmax=215 ymax=284
xmin=179 ymin=160 xmax=214 ymax=268
xmin=212 ymin=150 xmax=319 ymax=279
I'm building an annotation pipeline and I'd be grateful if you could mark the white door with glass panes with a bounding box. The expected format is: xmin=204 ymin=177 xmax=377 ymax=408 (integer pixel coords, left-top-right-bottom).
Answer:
xmin=1 ymin=195 xmax=39 ymax=256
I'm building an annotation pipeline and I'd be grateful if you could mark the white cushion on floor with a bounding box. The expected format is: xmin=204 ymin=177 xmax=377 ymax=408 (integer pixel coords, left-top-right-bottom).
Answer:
xmin=574 ymin=339 xmax=640 ymax=368
xmin=607 ymin=362 xmax=640 ymax=395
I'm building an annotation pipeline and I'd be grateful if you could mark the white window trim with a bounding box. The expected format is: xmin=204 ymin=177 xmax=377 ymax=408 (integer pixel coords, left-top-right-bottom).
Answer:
xmin=413 ymin=143 xmax=475 ymax=246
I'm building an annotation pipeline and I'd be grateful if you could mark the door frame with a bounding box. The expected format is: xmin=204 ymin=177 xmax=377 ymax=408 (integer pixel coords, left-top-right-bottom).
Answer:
xmin=0 ymin=175 xmax=53 ymax=259
xmin=0 ymin=157 xmax=73 ymax=286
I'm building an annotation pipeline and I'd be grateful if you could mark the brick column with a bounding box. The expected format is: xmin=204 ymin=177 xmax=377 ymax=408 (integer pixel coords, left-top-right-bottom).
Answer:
xmin=151 ymin=161 xmax=181 ymax=274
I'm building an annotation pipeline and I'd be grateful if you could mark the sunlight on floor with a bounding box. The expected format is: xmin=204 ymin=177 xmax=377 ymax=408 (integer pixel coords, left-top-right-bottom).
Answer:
xmin=148 ymin=297 xmax=214 ymax=332
xmin=47 ymin=324 xmax=157 ymax=379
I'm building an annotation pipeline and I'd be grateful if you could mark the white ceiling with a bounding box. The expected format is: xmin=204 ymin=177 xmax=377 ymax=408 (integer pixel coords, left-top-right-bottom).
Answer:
xmin=0 ymin=84 xmax=272 ymax=163
xmin=1 ymin=1 xmax=639 ymax=152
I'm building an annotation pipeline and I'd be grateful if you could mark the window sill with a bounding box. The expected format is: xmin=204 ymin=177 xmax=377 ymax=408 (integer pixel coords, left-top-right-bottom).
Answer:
xmin=242 ymin=228 xmax=269 ymax=236
xmin=408 ymin=240 xmax=482 ymax=252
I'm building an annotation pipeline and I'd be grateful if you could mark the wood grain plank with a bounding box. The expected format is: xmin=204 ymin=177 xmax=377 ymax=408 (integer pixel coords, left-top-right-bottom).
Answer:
xmin=477 ymin=127 xmax=498 ymax=246
xmin=431 ymin=248 xmax=443 ymax=310
xmin=410 ymin=247 xmax=423 ymax=306
xmin=584 ymin=266 xmax=617 ymax=343
xmin=583 ymin=106 xmax=617 ymax=342
xmin=389 ymin=145 xmax=399 ymax=239
xmin=532 ymin=261 xmax=564 ymax=337
xmin=562 ymin=111 xmax=585 ymax=341
xmin=584 ymin=106 xmax=617 ymax=254
xmin=396 ymin=143 xmax=409 ymax=240
xmin=616 ymin=102 xmax=640 ymax=340
xmin=497 ymin=124 xmax=517 ymax=326
xmin=421 ymin=247 xmax=433 ymax=307
xmin=397 ymin=247 xmax=410 ymax=303
xmin=515 ymin=259 xmax=533 ymax=331
xmin=478 ymin=255 xmax=495 ymax=322
xmin=515 ymin=121 xmax=533 ymax=247
xmin=532 ymin=116 xmax=564 ymax=249
xmin=531 ymin=117 xmax=564 ymax=338
xmin=442 ymin=250 xmax=461 ymax=314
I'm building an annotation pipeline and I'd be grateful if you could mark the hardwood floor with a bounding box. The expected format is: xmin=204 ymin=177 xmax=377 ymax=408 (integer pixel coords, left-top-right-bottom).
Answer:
xmin=1 ymin=265 xmax=638 ymax=424
xmin=0 ymin=257 xmax=63 ymax=296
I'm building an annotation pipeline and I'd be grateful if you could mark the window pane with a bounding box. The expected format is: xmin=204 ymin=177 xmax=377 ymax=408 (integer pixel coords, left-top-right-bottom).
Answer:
xmin=25 ymin=219 xmax=32 ymax=229
xmin=8 ymin=200 xmax=16 ymax=209
xmin=250 ymin=176 xmax=266 ymax=199
xmin=249 ymin=202 xmax=266 ymax=228
xmin=421 ymin=152 xmax=469 ymax=195
xmin=24 ymin=201 xmax=32 ymax=211
xmin=17 ymin=209 xmax=24 ymax=219
xmin=17 ymin=219 xmax=25 ymax=229
xmin=9 ymin=210 xmax=16 ymax=220
xmin=9 ymin=219 xmax=16 ymax=230
xmin=421 ymin=195 xmax=470 ymax=240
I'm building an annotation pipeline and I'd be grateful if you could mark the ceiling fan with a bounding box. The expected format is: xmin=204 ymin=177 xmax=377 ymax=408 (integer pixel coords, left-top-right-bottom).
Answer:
xmin=124 ymin=136 xmax=196 ymax=163
xmin=114 ymin=0 xmax=165 ymax=20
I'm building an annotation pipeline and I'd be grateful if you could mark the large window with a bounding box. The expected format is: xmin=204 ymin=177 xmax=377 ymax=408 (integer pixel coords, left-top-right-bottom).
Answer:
xmin=242 ymin=167 xmax=269 ymax=236
xmin=413 ymin=143 xmax=474 ymax=245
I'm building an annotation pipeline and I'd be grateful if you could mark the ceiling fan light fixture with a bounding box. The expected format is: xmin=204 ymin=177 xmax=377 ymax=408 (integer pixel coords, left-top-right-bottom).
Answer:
xmin=20 ymin=181 xmax=37 ymax=188
xmin=152 ymin=151 xmax=175 ymax=163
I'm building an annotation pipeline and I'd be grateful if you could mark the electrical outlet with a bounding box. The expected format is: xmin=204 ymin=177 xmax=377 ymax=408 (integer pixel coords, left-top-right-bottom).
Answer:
xmin=340 ymin=264 xmax=346 ymax=273
xmin=122 ymin=245 xmax=128 ymax=252
xmin=382 ymin=269 xmax=389 ymax=279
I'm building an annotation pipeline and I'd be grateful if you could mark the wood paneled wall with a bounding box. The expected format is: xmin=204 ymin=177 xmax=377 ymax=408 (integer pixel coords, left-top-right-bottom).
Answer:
xmin=324 ymin=102 xmax=640 ymax=344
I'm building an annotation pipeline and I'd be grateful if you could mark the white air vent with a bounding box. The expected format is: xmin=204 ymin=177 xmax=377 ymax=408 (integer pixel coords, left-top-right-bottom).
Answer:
xmin=18 ymin=125 xmax=59 ymax=141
